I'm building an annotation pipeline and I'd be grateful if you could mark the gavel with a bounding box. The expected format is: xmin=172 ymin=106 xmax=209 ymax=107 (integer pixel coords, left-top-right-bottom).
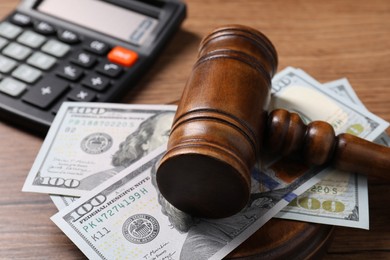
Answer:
xmin=156 ymin=25 xmax=390 ymax=219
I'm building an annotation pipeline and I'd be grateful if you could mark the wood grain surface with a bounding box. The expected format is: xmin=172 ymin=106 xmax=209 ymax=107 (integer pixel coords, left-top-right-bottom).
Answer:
xmin=0 ymin=0 xmax=389 ymax=259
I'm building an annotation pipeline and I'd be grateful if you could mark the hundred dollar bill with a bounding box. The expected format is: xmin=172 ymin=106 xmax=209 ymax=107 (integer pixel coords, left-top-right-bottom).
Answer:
xmin=323 ymin=78 xmax=364 ymax=107
xmin=50 ymin=74 xmax=389 ymax=223
xmin=51 ymin=145 xmax=332 ymax=260
xmin=276 ymin=168 xmax=369 ymax=229
xmin=23 ymin=102 xmax=176 ymax=197
xmin=49 ymin=72 xmax=388 ymax=258
xmin=323 ymin=78 xmax=390 ymax=146
xmin=270 ymin=67 xmax=388 ymax=139
xmin=274 ymin=71 xmax=388 ymax=229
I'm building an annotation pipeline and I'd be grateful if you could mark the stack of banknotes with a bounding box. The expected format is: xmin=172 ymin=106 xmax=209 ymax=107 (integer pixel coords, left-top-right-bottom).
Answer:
xmin=22 ymin=67 xmax=389 ymax=259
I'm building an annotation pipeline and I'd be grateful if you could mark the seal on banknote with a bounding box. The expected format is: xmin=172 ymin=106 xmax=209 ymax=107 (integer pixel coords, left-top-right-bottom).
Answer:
xmin=80 ymin=133 xmax=113 ymax=154
xmin=122 ymin=214 xmax=160 ymax=244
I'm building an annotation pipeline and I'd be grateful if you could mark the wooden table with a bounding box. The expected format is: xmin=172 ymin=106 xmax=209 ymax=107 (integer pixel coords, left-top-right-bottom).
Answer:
xmin=1 ymin=0 xmax=389 ymax=259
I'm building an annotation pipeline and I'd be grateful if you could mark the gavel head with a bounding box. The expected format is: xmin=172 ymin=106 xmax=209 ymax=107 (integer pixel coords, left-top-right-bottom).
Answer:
xmin=156 ymin=25 xmax=278 ymax=218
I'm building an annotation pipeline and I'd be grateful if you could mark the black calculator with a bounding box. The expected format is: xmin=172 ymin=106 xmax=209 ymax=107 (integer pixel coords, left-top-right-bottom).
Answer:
xmin=0 ymin=0 xmax=186 ymax=134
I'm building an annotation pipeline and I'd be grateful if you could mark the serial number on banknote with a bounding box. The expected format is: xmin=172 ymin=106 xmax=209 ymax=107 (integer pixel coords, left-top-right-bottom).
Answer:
xmin=68 ymin=119 xmax=136 ymax=128
xmin=73 ymin=187 xmax=149 ymax=224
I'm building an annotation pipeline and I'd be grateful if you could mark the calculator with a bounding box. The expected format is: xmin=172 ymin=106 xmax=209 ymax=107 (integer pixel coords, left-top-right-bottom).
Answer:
xmin=0 ymin=0 xmax=186 ymax=134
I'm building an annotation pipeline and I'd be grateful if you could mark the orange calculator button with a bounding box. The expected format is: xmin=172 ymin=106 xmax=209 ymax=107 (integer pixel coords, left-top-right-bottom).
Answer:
xmin=107 ymin=46 xmax=138 ymax=67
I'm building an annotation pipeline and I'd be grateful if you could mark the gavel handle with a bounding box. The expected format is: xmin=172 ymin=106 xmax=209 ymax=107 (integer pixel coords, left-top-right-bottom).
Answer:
xmin=264 ymin=109 xmax=390 ymax=181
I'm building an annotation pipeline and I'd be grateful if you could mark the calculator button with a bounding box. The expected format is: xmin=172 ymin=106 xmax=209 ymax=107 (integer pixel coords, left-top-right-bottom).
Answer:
xmin=0 ymin=37 xmax=8 ymax=50
xmin=10 ymin=13 xmax=32 ymax=27
xmin=84 ymin=40 xmax=109 ymax=55
xmin=27 ymin=52 xmax=57 ymax=70
xmin=96 ymin=62 xmax=122 ymax=78
xmin=108 ymin=46 xmax=138 ymax=67
xmin=82 ymin=73 xmax=110 ymax=91
xmin=71 ymin=52 xmax=96 ymax=68
xmin=23 ymin=76 xmax=69 ymax=108
xmin=0 ymin=22 xmax=22 ymax=39
xmin=56 ymin=64 xmax=83 ymax=81
xmin=34 ymin=21 xmax=55 ymax=35
xmin=0 ymin=77 xmax=26 ymax=97
xmin=0 ymin=55 xmax=17 ymax=73
xmin=17 ymin=30 xmax=47 ymax=48
xmin=41 ymin=39 xmax=70 ymax=57
xmin=58 ymin=30 xmax=80 ymax=44
xmin=68 ymin=86 xmax=96 ymax=101
xmin=2 ymin=42 xmax=32 ymax=60
xmin=12 ymin=64 xmax=42 ymax=84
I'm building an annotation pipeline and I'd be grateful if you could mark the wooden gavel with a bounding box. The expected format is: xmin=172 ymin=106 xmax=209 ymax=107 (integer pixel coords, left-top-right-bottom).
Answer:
xmin=156 ymin=25 xmax=390 ymax=219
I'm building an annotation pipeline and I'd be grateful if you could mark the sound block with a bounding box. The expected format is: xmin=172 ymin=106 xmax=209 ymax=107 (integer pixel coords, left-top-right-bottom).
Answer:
xmin=226 ymin=219 xmax=334 ymax=259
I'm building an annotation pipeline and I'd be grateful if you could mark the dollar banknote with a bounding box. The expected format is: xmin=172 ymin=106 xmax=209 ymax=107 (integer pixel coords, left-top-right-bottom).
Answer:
xmin=48 ymin=73 xmax=388 ymax=258
xmin=51 ymin=145 xmax=332 ymax=260
xmin=274 ymin=69 xmax=389 ymax=229
xmin=323 ymin=78 xmax=364 ymax=107
xmin=276 ymin=168 xmax=369 ymax=229
xmin=270 ymin=67 xmax=388 ymax=139
xmin=48 ymin=76 xmax=388 ymax=213
xmin=323 ymin=78 xmax=390 ymax=146
xmin=51 ymin=82 xmax=372 ymax=211
xmin=22 ymin=103 xmax=177 ymax=197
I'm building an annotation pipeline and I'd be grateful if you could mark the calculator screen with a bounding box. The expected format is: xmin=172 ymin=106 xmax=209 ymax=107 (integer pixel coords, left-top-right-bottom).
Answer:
xmin=36 ymin=0 xmax=159 ymax=46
